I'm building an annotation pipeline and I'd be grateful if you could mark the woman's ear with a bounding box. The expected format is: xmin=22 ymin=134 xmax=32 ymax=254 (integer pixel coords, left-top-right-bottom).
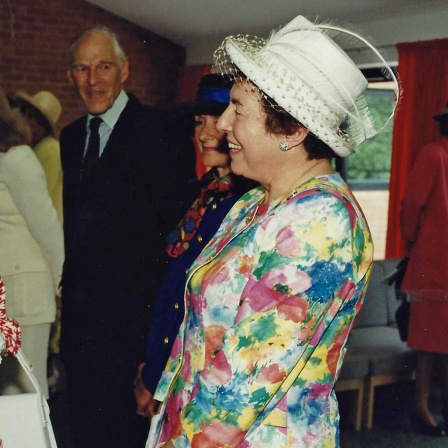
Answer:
xmin=286 ymin=126 xmax=308 ymax=149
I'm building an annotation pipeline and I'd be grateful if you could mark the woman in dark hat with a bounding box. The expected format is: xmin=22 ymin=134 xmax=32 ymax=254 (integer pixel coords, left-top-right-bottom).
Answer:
xmin=134 ymin=74 xmax=255 ymax=419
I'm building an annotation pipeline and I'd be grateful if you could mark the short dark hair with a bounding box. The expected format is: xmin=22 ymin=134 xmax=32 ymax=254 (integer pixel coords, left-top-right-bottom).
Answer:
xmin=259 ymin=93 xmax=336 ymax=160
xmin=17 ymin=100 xmax=53 ymax=137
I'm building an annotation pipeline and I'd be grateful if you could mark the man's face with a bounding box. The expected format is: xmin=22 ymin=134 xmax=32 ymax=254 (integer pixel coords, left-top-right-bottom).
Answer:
xmin=67 ymin=31 xmax=129 ymax=116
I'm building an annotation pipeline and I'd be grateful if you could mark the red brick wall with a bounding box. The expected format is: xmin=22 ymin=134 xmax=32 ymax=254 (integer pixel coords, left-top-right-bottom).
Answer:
xmin=0 ymin=0 xmax=186 ymax=133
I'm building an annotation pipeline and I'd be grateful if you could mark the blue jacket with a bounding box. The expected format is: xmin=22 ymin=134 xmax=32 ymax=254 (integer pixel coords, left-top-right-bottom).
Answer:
xmin=142 ymin=194 xmax=240 ymax=393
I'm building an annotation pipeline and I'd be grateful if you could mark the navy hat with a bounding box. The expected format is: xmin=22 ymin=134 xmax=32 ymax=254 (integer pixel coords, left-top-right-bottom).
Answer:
xmin=433 ymin=102 xmax=448 ymax=122
xmin=191 ymin=74 xmax=233 ymax=116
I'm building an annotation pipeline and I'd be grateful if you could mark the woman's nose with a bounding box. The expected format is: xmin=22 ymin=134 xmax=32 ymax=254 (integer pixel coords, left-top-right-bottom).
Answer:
xmin=199 ymin=122 xmax=218 ymax=142
xmin=216 ymin=106 xmax=232 ymax=133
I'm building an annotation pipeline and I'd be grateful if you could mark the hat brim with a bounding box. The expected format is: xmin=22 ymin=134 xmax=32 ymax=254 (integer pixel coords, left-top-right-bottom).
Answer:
xmin=183 ymin=101 xmax=229 ymax=117
xmin=15 ymin=91 xmax=56 ymax=134
xmin=194 ymin=102 xmax=229 ymax=117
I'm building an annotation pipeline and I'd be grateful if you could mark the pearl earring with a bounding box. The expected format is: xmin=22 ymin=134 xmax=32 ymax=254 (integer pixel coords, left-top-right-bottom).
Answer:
xmin=279 ymin=141 xmax=290 ymax=151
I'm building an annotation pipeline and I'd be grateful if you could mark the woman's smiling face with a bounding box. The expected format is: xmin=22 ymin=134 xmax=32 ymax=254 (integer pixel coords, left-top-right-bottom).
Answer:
xmin=195 ymin=114 xmax=230 ymax=175
xmin=217 ymin=81 xmax=282 ymax=186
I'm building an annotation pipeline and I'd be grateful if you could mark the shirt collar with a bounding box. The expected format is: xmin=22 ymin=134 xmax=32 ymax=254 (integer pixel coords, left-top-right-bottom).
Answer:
xmin=87 ymin=90 xmax=129 ymax=130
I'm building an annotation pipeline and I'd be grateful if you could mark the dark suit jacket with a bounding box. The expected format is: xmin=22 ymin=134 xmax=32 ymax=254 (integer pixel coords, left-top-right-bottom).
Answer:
xmin=60 ymin=94 xmax=198 ymax=350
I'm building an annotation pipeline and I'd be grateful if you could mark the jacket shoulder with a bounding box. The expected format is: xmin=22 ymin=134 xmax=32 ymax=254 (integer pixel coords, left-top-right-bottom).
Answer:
xmin=60 ymin=116 xmax=86 ymax=140
xmin=123 ymin=93 xmax=161 ymax=121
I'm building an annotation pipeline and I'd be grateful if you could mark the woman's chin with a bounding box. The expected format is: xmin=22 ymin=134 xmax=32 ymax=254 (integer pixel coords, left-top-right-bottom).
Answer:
xmin=230 ymin=160 xmax=244 ymax=176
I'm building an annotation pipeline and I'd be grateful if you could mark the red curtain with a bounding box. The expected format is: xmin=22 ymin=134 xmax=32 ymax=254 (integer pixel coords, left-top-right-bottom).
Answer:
xmin=385 ymin=38 xmax=448 ymax=258
xmin=176 ymin=64 xmax=212 ymax=179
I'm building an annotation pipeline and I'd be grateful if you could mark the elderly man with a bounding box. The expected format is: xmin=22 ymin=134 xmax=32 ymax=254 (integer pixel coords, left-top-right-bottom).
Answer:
xmin=59 ymin=26 xmax=197 ymax=448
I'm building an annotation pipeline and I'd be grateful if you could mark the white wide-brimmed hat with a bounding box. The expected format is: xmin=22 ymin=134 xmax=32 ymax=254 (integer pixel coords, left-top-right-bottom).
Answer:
xmin=213 ymin=15 xmax=399 ymax=157
xmin=15 ymin=90 xmax=62 ymax=134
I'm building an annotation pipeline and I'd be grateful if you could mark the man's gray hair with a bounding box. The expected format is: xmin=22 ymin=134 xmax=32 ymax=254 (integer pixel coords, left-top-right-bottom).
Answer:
xmin=67 ymin=25 xmax=127 ymax=68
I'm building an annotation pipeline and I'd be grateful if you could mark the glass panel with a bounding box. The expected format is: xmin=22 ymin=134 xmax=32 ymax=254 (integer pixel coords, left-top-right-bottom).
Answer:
xmin=344 ymin=82 xmax=396 ymax=259
xmin=346 ymin=87 xmax=396 ymax=189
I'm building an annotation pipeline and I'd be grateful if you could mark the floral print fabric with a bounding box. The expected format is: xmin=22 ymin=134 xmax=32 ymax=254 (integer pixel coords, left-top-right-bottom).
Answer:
xmin=153 ymin=174 xmax=373 ymax=448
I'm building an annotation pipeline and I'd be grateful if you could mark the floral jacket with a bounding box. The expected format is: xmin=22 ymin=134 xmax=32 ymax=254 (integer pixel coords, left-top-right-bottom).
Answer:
xmin=153 ymin=174 xmax=373 ymax=448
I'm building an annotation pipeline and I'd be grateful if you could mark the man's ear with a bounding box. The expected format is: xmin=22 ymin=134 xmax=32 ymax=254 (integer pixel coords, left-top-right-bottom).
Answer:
xmin=67 ymin=69 xmax=74 ymax=86
xmin=120 ymin=60 xmax=130 ymax=84
xmin=286 ymin=126 xmax=309 ymax=149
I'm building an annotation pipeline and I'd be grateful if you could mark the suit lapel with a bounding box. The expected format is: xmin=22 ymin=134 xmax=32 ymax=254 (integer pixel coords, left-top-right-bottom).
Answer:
xmin=65 ymin=117 xmax=87 ymax=184
xmin=98 ymin=95 xmax=141 ymax=165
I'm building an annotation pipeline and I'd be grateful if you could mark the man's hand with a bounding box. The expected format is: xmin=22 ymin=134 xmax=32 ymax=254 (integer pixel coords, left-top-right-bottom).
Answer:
xmin=133 ymin=363 xmax=161 ymax=419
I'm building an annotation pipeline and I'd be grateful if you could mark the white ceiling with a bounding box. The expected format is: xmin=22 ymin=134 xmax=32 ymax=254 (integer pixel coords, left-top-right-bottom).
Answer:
xmin=88 ymin=0 xmax=447 ymax=45
xmin=87 ymin=0 xmax=448 ymax=64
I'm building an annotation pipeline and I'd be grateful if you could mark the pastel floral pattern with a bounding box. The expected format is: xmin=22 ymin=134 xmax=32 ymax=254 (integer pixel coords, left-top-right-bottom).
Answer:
xmin=153 ymin=174 xmax=373 ymax=448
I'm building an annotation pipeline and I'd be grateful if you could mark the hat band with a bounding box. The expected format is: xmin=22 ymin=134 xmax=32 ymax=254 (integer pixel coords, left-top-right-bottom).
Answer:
xmin=196 ymin=87 xmax=230 ymax=105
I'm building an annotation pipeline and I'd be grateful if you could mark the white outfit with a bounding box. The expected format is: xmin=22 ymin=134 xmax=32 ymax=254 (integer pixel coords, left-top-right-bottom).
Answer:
xmin=0 ymin=145 xmax=64 ymax=397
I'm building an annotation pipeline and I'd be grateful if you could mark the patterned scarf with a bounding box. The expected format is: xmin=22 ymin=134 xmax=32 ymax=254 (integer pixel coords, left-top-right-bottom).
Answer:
xmin=166 ymin=168 xmax=234 ymax=258
xmin=0 ymin=276 xmax=22 ymax=357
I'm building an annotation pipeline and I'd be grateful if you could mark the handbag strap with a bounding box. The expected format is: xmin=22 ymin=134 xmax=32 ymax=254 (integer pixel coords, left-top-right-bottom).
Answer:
xmin=15 ymin=349 xmax=53 ymax=436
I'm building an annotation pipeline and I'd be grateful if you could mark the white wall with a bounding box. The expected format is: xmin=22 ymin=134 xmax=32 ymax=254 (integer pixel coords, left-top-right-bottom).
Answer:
xmin=186 ymin=7 xmax=448 ymax=65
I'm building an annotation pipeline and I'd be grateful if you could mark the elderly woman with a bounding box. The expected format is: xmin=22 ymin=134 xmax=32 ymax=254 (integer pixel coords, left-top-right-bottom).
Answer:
xmin=149 ymin=16 xmax=398 ymax=448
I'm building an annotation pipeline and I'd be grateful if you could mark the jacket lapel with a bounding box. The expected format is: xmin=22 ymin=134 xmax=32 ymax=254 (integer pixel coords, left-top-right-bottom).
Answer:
xmin=188 ymin=188 xmax=263 ymax=274
xmin=66 ymin=118 xmax=87 ymax=185
xmin=97 ymin=95 xmax=144 ymax=165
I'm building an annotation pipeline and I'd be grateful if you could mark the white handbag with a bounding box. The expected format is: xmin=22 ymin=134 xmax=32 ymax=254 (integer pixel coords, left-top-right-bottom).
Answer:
xmin=0 ymin=347 xmax=58 ymax=448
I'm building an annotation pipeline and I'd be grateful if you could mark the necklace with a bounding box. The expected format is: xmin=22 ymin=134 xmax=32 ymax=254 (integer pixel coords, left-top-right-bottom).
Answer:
xmin=255 ymin=184 xmax=302 ymax=219
xmin=255 ymin=175 xmax=329 ymax=220
xmin=286 ymin=185 xmax=302 ymax=200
